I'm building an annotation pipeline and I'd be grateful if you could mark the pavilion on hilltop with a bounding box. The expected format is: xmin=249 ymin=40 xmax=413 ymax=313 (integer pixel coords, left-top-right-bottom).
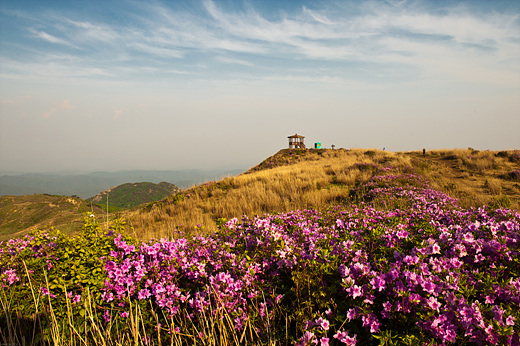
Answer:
xmin=288 ymin=134 xmax=306 ymax=149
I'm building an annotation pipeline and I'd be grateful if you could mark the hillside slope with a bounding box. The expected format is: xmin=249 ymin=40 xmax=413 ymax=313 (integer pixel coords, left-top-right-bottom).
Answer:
xmin=406 ymin=149 xmax=520 ymax=208
xmin=87 ymin=182 xmax=180 ymax=209
xmin=0 ymin=194 xmax=104 ymax=240
xmin=2 ymin=148 xmax=518 ymax=242
xmin=127 ymin=148 xmax=520 ymax=240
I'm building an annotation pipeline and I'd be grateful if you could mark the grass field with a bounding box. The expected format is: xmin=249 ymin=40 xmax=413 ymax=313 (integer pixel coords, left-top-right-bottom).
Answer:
xmin=126 ymin=148 xmax=520 ymax=240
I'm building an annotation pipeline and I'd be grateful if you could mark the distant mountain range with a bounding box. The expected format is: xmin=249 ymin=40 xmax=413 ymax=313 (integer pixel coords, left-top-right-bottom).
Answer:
xmin=0 ymin=169 xmax=244 ymax=198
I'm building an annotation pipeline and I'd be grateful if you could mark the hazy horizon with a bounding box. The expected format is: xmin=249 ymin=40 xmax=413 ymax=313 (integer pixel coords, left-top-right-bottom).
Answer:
xmin=0 ymin=167 xmax=246 ymax=197
xmin=1 ymin=0 xmax=519 ymax=173
xmin=0 ymin=167 xmax=247 ymax=176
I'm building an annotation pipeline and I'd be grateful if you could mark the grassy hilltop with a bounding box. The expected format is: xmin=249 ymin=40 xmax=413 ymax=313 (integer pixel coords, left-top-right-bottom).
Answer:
xmin=0 ymin=194 xmax=104 ymax=241
xmin=87 ymin=181 xmax=180 ymax=210
xmin=127 ymin=148 xmax=520 ymax=240
xmin=0 ymin=182 xmax=180 ymax=241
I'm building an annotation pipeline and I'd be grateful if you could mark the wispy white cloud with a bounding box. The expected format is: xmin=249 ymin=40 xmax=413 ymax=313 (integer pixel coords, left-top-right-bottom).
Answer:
xmin=384 ymin=0 xmax=409 ymax=6
xmin=43 ymin=100 xmax=75 ymax=118
xmin=202 ymin=0 xmax=336 ymax=49
xmin=193 ymin=0 xmax=520 ymax=76
xmin=369 ymin=11 xmax=519 ymax=48
xmin=303 ymin=6 xmax=335 ymax=25
xmin=216 ymin=56 xmax=255 ymax=67
xmin=131 ymin=42 xmax=184 ymax=59
xmin=2 ymin=0 xmax=519 ymax=87
xmin=66 ymin=20 xmax=120 ymax=43
xmin=1 ymin=58 xmax=115 ymax=80
xmin=113 ymin=109 xmax=122 ymax=120
xmin=29 ymin=28 xmax=71 ymax=46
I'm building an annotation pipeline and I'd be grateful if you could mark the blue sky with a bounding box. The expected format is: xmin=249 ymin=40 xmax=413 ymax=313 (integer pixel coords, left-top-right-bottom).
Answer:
xmin=1 ymin=0 xmax=519 ymax=173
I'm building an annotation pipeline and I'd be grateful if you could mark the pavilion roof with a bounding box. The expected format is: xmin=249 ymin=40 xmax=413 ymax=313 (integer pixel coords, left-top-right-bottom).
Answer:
xmin=288 ymin=133 xmax=305 ymax=138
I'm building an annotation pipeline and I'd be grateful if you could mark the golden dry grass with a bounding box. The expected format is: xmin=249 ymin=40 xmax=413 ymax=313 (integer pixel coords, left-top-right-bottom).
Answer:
xmin=406 ymin=148 xmax=520 ymax=210
xmin=126 ymin=149 xmax=410 ymax=240
xmin=124 ymin=148 xmax=520 ymax=241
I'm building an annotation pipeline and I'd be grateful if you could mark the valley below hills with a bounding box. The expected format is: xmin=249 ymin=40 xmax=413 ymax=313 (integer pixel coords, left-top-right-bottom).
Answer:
xmin=1 ymin=181 xmax=185 ymax=240
xmin=0 ymin=180 xmax=182 ymax=241
xmin=0 ymin=194 xmax=104 ymax=240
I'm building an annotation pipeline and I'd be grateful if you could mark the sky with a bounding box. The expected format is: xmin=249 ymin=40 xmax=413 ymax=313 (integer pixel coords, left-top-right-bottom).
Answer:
xmin=1 ymin=0 xmax=519 ymax=173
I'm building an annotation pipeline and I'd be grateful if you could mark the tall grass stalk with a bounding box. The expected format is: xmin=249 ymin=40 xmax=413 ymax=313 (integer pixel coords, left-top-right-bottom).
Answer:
xmin=0 ymin=287 xmax=16 ymax=345
xmin=2 ymin=278 xmax=279 ymax=345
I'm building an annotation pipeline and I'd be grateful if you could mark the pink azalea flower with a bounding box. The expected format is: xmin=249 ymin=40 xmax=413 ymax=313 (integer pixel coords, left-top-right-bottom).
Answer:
xmin=463 ymin=233 xmax=475 ymax=243
xmin=4 ymin=269 xmax=19 ymax=285
xmin=333 ymin=330 xmax=357 ymax=345
xmin=102 ymin=310 xmax=111 ymax=323
xmin=315 ymin=317 xmax=330 ymax=331
xmin=137 ymin=288 xmax=151 ymax=300
xmin=349 ymin=285 xmax=363 ymax=299
xmin=431 ymin=242 xmax=441 ymax=254
xmin=426 ymin=297 xmax=441 ymax=311
xmin=296 ymin=331 xmax=317 ymax=346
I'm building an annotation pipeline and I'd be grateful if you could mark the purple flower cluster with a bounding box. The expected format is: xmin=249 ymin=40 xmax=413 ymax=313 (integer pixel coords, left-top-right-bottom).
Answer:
xmin=98 ymin=169 xmax=519 ymax=344
xmin=336 ymin=205 xmax=519 ymax=343
xmin=101 ymin=232 xmax=272 ymax=330
xmin=0 ymin=230 xmax=59 ymax=288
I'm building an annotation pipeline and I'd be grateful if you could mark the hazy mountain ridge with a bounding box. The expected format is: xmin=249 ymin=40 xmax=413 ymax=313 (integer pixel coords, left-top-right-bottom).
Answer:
xmin=0 ymin=169 xmax=244 ymax=198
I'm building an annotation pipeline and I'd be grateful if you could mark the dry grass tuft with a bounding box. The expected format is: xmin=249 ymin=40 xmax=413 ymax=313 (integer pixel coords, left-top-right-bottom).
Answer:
xmin=485 ymin=178 xmax=502 ymax=195
xmin=407 ymin=148 xmax=520 ymax=210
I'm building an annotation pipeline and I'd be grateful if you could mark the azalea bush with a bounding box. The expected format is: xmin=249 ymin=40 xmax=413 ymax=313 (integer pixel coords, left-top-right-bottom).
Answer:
xmin=0 ymin=216 xmax=134 ymax=343
xmin=1 ymin=166 xmax=519 ymax=345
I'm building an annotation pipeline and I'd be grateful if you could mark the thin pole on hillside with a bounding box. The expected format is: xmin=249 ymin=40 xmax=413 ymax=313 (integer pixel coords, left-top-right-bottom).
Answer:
xmin=106 ymin=193 xmax=109 ymax=231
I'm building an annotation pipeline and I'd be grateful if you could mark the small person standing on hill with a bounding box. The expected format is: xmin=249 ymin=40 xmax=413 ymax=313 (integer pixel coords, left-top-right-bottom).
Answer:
xmin=423 ymin=148 xmax=426 ymax=156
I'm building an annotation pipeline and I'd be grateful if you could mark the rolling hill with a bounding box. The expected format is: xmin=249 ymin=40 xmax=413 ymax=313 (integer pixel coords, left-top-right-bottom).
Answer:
xmin=1 ymin=148 xmax=518 ymax=242
xmin=0 ymin=194 xmax=105 ymax=241
xmin=87 ymin=182 xmax=180 ymax=209
xmin=0 ymin=182 xmax=182 ymax=240
xmin=126 ymin=148 xmax=520 ymax=240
